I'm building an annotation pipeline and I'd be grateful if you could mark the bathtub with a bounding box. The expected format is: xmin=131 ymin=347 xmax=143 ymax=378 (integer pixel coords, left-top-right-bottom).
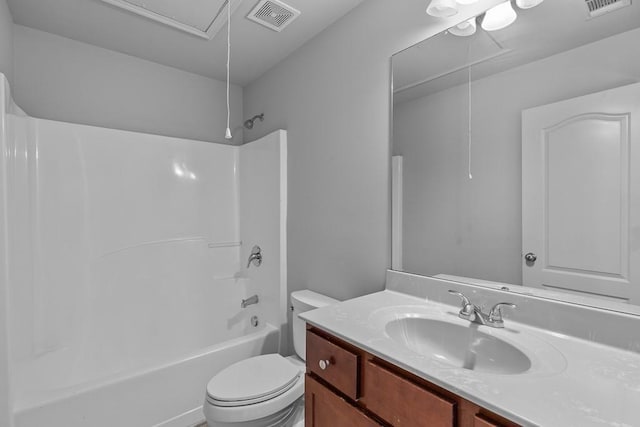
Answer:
xmin=13 ymin=324 xmax=279 ymax=427
xmin=1 ymin=76 xmax=288 ymax=427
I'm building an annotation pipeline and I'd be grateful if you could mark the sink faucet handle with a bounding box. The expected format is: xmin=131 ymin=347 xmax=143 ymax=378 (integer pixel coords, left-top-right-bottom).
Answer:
xmin=448 ymin=290 xmax=471 ymax=307
xmin=488 ymin=302 xmax=517 ymax=327
xmin=448 ymin=290 xmax=475 ymax=319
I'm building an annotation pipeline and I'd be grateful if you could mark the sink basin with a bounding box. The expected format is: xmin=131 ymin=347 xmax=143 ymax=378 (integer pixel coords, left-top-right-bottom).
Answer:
xmin=385 ymin=317 xmax=532 ymax=375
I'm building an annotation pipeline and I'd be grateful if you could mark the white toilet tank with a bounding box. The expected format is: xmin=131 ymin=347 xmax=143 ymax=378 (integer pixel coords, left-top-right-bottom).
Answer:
xmin=290 ymin=290 xmax=338 ymax=361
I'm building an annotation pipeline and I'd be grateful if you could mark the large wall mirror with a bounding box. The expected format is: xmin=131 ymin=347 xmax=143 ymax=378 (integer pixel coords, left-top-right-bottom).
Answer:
xmin=391 ymin=0 xmax=640 ymax=312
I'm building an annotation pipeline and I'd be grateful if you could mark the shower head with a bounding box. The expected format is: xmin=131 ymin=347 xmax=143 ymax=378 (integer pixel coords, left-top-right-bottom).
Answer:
xmin=244 ymin=114 xmax=264 ymax=129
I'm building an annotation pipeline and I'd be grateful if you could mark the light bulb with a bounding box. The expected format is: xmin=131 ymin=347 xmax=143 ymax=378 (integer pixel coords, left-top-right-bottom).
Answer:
xmin=225 ymin=128 xmax=232 ymax=139
xmin=449 ymin=18 xmax=477 ymax=36
xmin=481 ymin=1 xmax=517 ymax=31
xmin=456 ymin=0 xmax=480 ymax=4
xmin=426 ymin=0 xmax=458 ymax=18
xmin=516 ymin=0 xmax=544 ymax=8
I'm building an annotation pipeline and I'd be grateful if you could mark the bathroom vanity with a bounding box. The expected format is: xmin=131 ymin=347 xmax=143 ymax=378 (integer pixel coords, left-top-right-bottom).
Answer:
xmin=301 ymin=272 xmax=640 ymax=427
xmin=305 ymin=325 xmax=518 ymax=427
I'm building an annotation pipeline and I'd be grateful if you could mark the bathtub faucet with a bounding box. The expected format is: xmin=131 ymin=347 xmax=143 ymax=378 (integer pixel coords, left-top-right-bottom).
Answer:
xmin=247 ymin=245 xmax=262 ymax=268
xmin=241 ymin=295 xmax=259 ymax=308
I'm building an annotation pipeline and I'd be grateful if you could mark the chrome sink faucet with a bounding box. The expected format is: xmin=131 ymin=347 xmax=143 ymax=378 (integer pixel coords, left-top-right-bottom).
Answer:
xmin=448 ymin=290 xmax=516 ymax=328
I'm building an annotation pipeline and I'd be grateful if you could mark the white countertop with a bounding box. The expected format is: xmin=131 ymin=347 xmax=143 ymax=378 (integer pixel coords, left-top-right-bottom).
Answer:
xmin=301 ymin=290 xmax=640 ymax=427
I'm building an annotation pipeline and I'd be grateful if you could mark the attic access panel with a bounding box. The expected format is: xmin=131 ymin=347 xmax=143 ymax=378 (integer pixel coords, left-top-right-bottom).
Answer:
xmin=100 ymin=0 xmax=243 ymax=39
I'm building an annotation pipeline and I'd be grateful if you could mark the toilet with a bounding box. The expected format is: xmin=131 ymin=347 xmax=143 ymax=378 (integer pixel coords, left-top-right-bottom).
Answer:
xmin=203 ymin=290 xmax=338 ymax=427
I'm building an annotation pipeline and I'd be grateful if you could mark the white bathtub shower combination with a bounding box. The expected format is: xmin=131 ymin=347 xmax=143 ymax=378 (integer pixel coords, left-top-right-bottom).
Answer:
xmin=0 ymin=73 xmax=288 ymax=427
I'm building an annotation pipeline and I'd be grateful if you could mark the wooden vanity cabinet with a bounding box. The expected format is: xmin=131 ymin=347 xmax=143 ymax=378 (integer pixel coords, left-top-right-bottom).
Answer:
xmin=305 ymin=326 xmax=520 ymax=427
xmin=306 ymin=375 xmax=381 ymax=427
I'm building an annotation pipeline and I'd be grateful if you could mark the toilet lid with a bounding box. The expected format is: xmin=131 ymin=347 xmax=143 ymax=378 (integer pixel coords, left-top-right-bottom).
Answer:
xmin=206 ymin=354 xmax=302 ymax=406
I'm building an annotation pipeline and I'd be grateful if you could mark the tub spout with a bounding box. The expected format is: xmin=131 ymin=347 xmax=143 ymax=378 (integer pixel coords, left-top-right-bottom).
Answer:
xmin=241 ymin=295 xmax=259 ymax=308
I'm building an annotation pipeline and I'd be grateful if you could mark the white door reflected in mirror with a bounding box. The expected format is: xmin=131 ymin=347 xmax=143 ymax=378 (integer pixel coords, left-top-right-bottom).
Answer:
xmin=522 ymin=83 xmax=640 ymax=304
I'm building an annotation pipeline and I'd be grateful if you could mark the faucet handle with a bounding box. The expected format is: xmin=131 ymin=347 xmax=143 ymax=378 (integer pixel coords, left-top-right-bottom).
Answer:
xmin=448 ymin=290 xmax=475 ymax=319
xmin=448 ymin=290 xmax=471 ymax=307
xmin=488 ymin=302 xmax=517 ymax=327
xmin=247 ymin=245 xmax=262 ymax=268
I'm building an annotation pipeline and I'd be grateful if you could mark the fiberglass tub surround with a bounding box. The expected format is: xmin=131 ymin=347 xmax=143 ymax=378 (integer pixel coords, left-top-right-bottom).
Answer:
xmin=0 ymin=73 xmax=288 ymax=427
xmin=301 ymin=270 xmax=640 ymax=427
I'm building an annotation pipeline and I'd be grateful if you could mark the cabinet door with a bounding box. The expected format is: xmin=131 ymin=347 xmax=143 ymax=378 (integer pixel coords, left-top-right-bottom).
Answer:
xmin=472 ymin=412 xmax=520 ymax=427
xmin=474 ymin=415 xmax=498 ymax=427
xmin=305 ymin=375 xmax=380 ymax=427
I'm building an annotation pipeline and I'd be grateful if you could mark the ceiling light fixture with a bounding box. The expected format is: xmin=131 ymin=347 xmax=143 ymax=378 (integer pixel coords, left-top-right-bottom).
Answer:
xmin=449 ymin=17 xmax=477 ymax=36
xmin=515 ymin=0 xmax=544 ymax=9
xmin=481 ymin=1 xmax=517 ymax=31
xmin=426 ymin=0 xmax=459 ymax=18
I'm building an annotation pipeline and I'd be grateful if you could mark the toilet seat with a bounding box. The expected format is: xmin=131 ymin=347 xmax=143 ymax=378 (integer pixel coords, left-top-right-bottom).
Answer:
xmin=207 ymin=354 xmax=301 ymax=406
xmin=204 ymin=354 xmax=305 ymax=424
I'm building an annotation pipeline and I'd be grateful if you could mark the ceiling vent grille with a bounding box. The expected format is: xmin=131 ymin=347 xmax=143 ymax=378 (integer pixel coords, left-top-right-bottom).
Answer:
xmin=247 ymin=0 xmax=301 ymax=32
xmin=585 ymin=0 xmax=632 ymax=18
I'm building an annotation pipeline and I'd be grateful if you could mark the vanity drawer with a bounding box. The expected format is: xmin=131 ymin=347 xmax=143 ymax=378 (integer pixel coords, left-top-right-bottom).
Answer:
xmin=362 ymin=359 xmax=456 ymax=427
xmin=306 ymin=329 xmax=360 ymax=400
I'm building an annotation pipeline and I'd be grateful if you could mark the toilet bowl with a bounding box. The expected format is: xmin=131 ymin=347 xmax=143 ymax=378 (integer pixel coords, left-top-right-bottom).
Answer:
xmin=203 ymin=290 xmax=338 ymax=427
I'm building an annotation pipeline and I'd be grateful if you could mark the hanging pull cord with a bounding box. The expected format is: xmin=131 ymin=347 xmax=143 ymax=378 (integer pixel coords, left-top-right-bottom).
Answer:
xmin=467 ymin=63 xmax=473 ymax=180
xmin=225 ymin=0 xmax=232 ymax=140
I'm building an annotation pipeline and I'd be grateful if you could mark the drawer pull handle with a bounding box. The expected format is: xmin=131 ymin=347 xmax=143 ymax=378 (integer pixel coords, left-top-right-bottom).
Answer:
xmin=319 ymin=359 xmax=331 ymax=370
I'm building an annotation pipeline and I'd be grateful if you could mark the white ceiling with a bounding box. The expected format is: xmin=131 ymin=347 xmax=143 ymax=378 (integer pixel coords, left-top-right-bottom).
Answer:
xmin=7 ymin=0 xmax=366 ymax=86
xmin=393 ymin=0 xmax=640 ymax=104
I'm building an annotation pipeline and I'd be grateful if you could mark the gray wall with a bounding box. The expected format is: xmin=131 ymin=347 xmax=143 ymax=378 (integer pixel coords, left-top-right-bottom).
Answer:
xmin=394 ymin=27 xmax=640 ymax=285
xmin=242 ymin=0 xmax=501 ymax=306
xmin=0 ymin=0 xmax=12 ymax=84
xmin=0 ymin=3 xmax=13 ymax=425
xmin=13 ymin=25 xmax=243 ymax=144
